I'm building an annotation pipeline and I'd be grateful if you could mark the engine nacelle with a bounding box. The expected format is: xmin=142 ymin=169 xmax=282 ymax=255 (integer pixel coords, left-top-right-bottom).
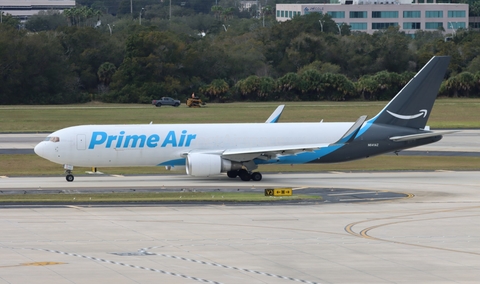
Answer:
xmin=186 ymin=153 xmax=242 ymax=177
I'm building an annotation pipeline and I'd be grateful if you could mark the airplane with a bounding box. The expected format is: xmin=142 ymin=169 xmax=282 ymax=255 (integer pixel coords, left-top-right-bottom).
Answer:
xmin=34 ymin=56 xmax=455 ymax=182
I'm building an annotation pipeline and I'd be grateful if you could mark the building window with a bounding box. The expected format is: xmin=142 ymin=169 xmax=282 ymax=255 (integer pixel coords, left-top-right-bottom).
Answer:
xmin=289 ymin=11 xmax=292 ymax=18
xmin=350 ymin=22 xmax=367 ymax=30
xmin=328 ymin=11 xmax=345 ymax=18
xmin=372 ymin=22 xmax=398 ymax=29
xmin=426 ymin=11 xmax=443 ymax=18
xmin=403 ymin=22 xmax=421 ymax=29
xmin=448 ymin=22 xmax=466 ymax=29
xmin=350 ymin=11 xmax=367 ymax=18
xmin=448 ymin=11 xmax=466 ymax=18
xmin=281 ymin=10 xmax=284 ymax=17
xmin=425 ymin=22 xmax=443 ymax=29
xmin=403 ymin=11 xmax=420 ymax=18
xmin=277 ymin=10 xmax=280 ymax=17
xmin=470 ymin=22 xmax=480 ymax=29
xmin=372 ymin=11 xmax=399 ymax=18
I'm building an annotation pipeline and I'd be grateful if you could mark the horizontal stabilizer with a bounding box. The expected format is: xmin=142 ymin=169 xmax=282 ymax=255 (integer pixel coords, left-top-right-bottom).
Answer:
xmin=390 ymin=130 xmax=458 ymax=142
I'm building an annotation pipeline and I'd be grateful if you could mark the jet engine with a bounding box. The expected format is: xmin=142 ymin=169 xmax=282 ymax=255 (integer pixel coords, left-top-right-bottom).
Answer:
xmin=186 ymin=153 xmax=242 ymax=176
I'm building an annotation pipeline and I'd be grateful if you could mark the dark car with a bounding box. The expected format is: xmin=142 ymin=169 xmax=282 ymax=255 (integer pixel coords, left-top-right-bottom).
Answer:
xmin=152 ymin=97 xmax=181 ymax=107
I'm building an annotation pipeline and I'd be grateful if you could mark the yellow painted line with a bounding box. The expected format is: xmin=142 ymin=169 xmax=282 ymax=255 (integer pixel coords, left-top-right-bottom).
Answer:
xmin=23 ymin=262 xmax=66 ymax=266
xmin=0 ymin=262 xmax=66 ymax=269
xmin=111 ymin=175 xmax=125 ymax=178
xmin=0 ymin=176 xmax=8 ymax=178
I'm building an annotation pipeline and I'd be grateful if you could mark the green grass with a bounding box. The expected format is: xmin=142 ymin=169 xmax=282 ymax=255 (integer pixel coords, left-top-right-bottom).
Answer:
xmin=0 ymin=192 xmax=321 ymax=204
xmin=1 ymin=98 xmax=480 ymax=132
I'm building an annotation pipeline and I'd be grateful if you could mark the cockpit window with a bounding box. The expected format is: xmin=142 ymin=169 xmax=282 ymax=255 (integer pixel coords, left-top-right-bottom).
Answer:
xmin=45 ymin=136 xmax=60 ymax=142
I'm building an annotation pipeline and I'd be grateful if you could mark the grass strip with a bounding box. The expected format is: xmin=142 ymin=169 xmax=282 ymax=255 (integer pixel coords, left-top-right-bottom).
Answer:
xmin=1 ymin=99 xmax=480 ymax=132
xmin=0 ymin=192 xmax=321 ymax=203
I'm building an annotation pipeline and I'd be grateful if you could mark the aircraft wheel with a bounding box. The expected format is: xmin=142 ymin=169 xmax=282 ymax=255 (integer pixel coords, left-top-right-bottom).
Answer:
xmin=238 ymin=169 xmax=251 ymax=181
xmin=227 ymin=170 xmax=238 ymax=178
xmin=251 ymin=172 xmax=262 ymax=181
xmin=66 ymin=174 xmax=74 ymax=182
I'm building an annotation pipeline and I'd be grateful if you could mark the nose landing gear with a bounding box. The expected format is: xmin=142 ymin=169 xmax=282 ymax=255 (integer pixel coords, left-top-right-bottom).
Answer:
xmin=64 ymin=164 xmax=74 ymax=182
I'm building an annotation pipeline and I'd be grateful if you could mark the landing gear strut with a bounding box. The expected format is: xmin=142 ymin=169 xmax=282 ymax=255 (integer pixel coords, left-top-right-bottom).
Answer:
xmin=64 ymin=164 xmax=74 ymax=182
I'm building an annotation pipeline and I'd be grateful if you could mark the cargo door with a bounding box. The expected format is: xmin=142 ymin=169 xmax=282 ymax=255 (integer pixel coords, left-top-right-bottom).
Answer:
xmin=76 ymin=134 xmax=86 ymax=150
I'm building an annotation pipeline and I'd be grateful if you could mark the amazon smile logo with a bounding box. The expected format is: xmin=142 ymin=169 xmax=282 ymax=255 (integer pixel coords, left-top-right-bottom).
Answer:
xmin=387 ymin=109 xmax=428 ymax=120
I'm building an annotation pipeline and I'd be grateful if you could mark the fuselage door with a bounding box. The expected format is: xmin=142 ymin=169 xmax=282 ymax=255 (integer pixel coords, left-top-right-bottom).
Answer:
xmin=76 ymin=134 xmax=86 ymax=150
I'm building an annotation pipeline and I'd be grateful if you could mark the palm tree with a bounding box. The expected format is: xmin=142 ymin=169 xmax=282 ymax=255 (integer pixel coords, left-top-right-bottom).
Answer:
xmin=63 ymin=8 xmax=74 ymax=26
xmin=211 ymin=5 xmax=223 ymax=20
xmin=223 ymin=7 xmax=235 ymax=22
xmin=97 ymin=62 xmax=117 ymax=86
xmin=203 ymin=79 xmax=229 ymax=101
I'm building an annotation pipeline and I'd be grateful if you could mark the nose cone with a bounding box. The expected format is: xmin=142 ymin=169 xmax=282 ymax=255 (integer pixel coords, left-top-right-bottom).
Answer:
xmin=34 ymin=142 xmax=46 ymax=158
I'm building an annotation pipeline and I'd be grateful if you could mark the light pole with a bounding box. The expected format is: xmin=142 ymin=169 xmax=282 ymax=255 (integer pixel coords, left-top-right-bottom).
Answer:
xmin=139 ymin=8 xmax=144 ymax=25
xmin=107 ymin=24 xmax=114 ymax=35
xmin=448 ymin=21 xmax=457 ymax=36
xmin=319 ymin=20 xmax=324 ymax=32
xmin=130 ymin=0 xmax=132 ymax=14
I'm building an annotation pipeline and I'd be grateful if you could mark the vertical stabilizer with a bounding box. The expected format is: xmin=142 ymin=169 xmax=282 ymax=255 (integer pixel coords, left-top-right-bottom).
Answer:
xmin=370 ymin=56 xmax=450 ymax=129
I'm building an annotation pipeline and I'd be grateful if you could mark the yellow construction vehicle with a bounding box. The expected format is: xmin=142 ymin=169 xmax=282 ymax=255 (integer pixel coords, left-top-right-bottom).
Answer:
xmin=186 ymin=97 xmax=206 ymax=107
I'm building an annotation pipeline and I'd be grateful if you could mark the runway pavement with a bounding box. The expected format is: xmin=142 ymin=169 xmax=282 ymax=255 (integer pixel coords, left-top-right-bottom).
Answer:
xmin=1 ymin=131 xmax=480 ymax=283
xmin=1 ymin=171 xmax=480 ymax=283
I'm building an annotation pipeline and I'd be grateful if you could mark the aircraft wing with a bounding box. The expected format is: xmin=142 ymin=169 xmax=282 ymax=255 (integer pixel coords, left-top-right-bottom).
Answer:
xmin=220 ymin=143 xmax=330 ymax=162
xmin=221 ymin=115 xmax=368 ymax=162
xmin=390 ymin=130 xmax=458 ymax=142
xmin=181 ymin=115 xmax=367 ymax=162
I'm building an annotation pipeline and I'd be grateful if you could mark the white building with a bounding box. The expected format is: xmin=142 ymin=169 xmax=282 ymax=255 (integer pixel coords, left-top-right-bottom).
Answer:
xmin=276 ymin=0 xmax=468 ymax=34
xmin=239 ymin=1 xmax=258 ymax=12
xmin=0 ymin=0 xmax=75 ymax=21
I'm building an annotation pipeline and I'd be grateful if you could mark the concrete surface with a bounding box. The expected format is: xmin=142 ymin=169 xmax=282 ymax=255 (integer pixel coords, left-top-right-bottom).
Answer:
xmin=1 ymin=171 xmax=480 ymax=283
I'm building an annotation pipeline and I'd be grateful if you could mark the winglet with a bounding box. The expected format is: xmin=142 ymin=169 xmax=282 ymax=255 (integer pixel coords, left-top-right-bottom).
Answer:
xmin=265 ymin=105 xmax=285 ymax=123
xmin=333 ymin=115 xmax=368 ymax=144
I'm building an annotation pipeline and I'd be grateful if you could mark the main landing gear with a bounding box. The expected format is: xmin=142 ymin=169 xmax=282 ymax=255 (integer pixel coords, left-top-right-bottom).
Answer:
xmin=227 ymin=169 xmax=262 ymax=181
xmin=64 ymin=164 xmax=74 ymax=182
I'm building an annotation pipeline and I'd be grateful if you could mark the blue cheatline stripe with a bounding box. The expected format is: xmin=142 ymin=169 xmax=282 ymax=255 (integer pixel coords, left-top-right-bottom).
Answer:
xmin=158 ymin=158 xmax=185 ymax=167
xmin=355 ymin=119 xmax=376 ymax=138
xmin=270 ymin=114 xmax=281 ymax=123
xmin=255 ymin=144 xmax=344 ymax=165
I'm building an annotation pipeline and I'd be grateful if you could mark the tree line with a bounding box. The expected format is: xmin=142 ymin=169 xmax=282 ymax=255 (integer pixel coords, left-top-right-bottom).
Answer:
xmin=1 ymin=1 xmax=480 ymax=105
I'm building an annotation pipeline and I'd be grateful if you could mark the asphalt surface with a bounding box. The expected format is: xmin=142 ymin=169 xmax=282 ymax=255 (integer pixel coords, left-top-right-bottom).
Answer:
xmin=1 ymin=171 xmax=480 ymax=283
xmin=1 ymin=132 xmax=480 ymax=283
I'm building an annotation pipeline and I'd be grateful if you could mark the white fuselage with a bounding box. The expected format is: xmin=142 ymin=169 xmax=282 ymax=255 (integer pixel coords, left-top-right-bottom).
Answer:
xmin=34 ymin=122 xmax=353 ymax=167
